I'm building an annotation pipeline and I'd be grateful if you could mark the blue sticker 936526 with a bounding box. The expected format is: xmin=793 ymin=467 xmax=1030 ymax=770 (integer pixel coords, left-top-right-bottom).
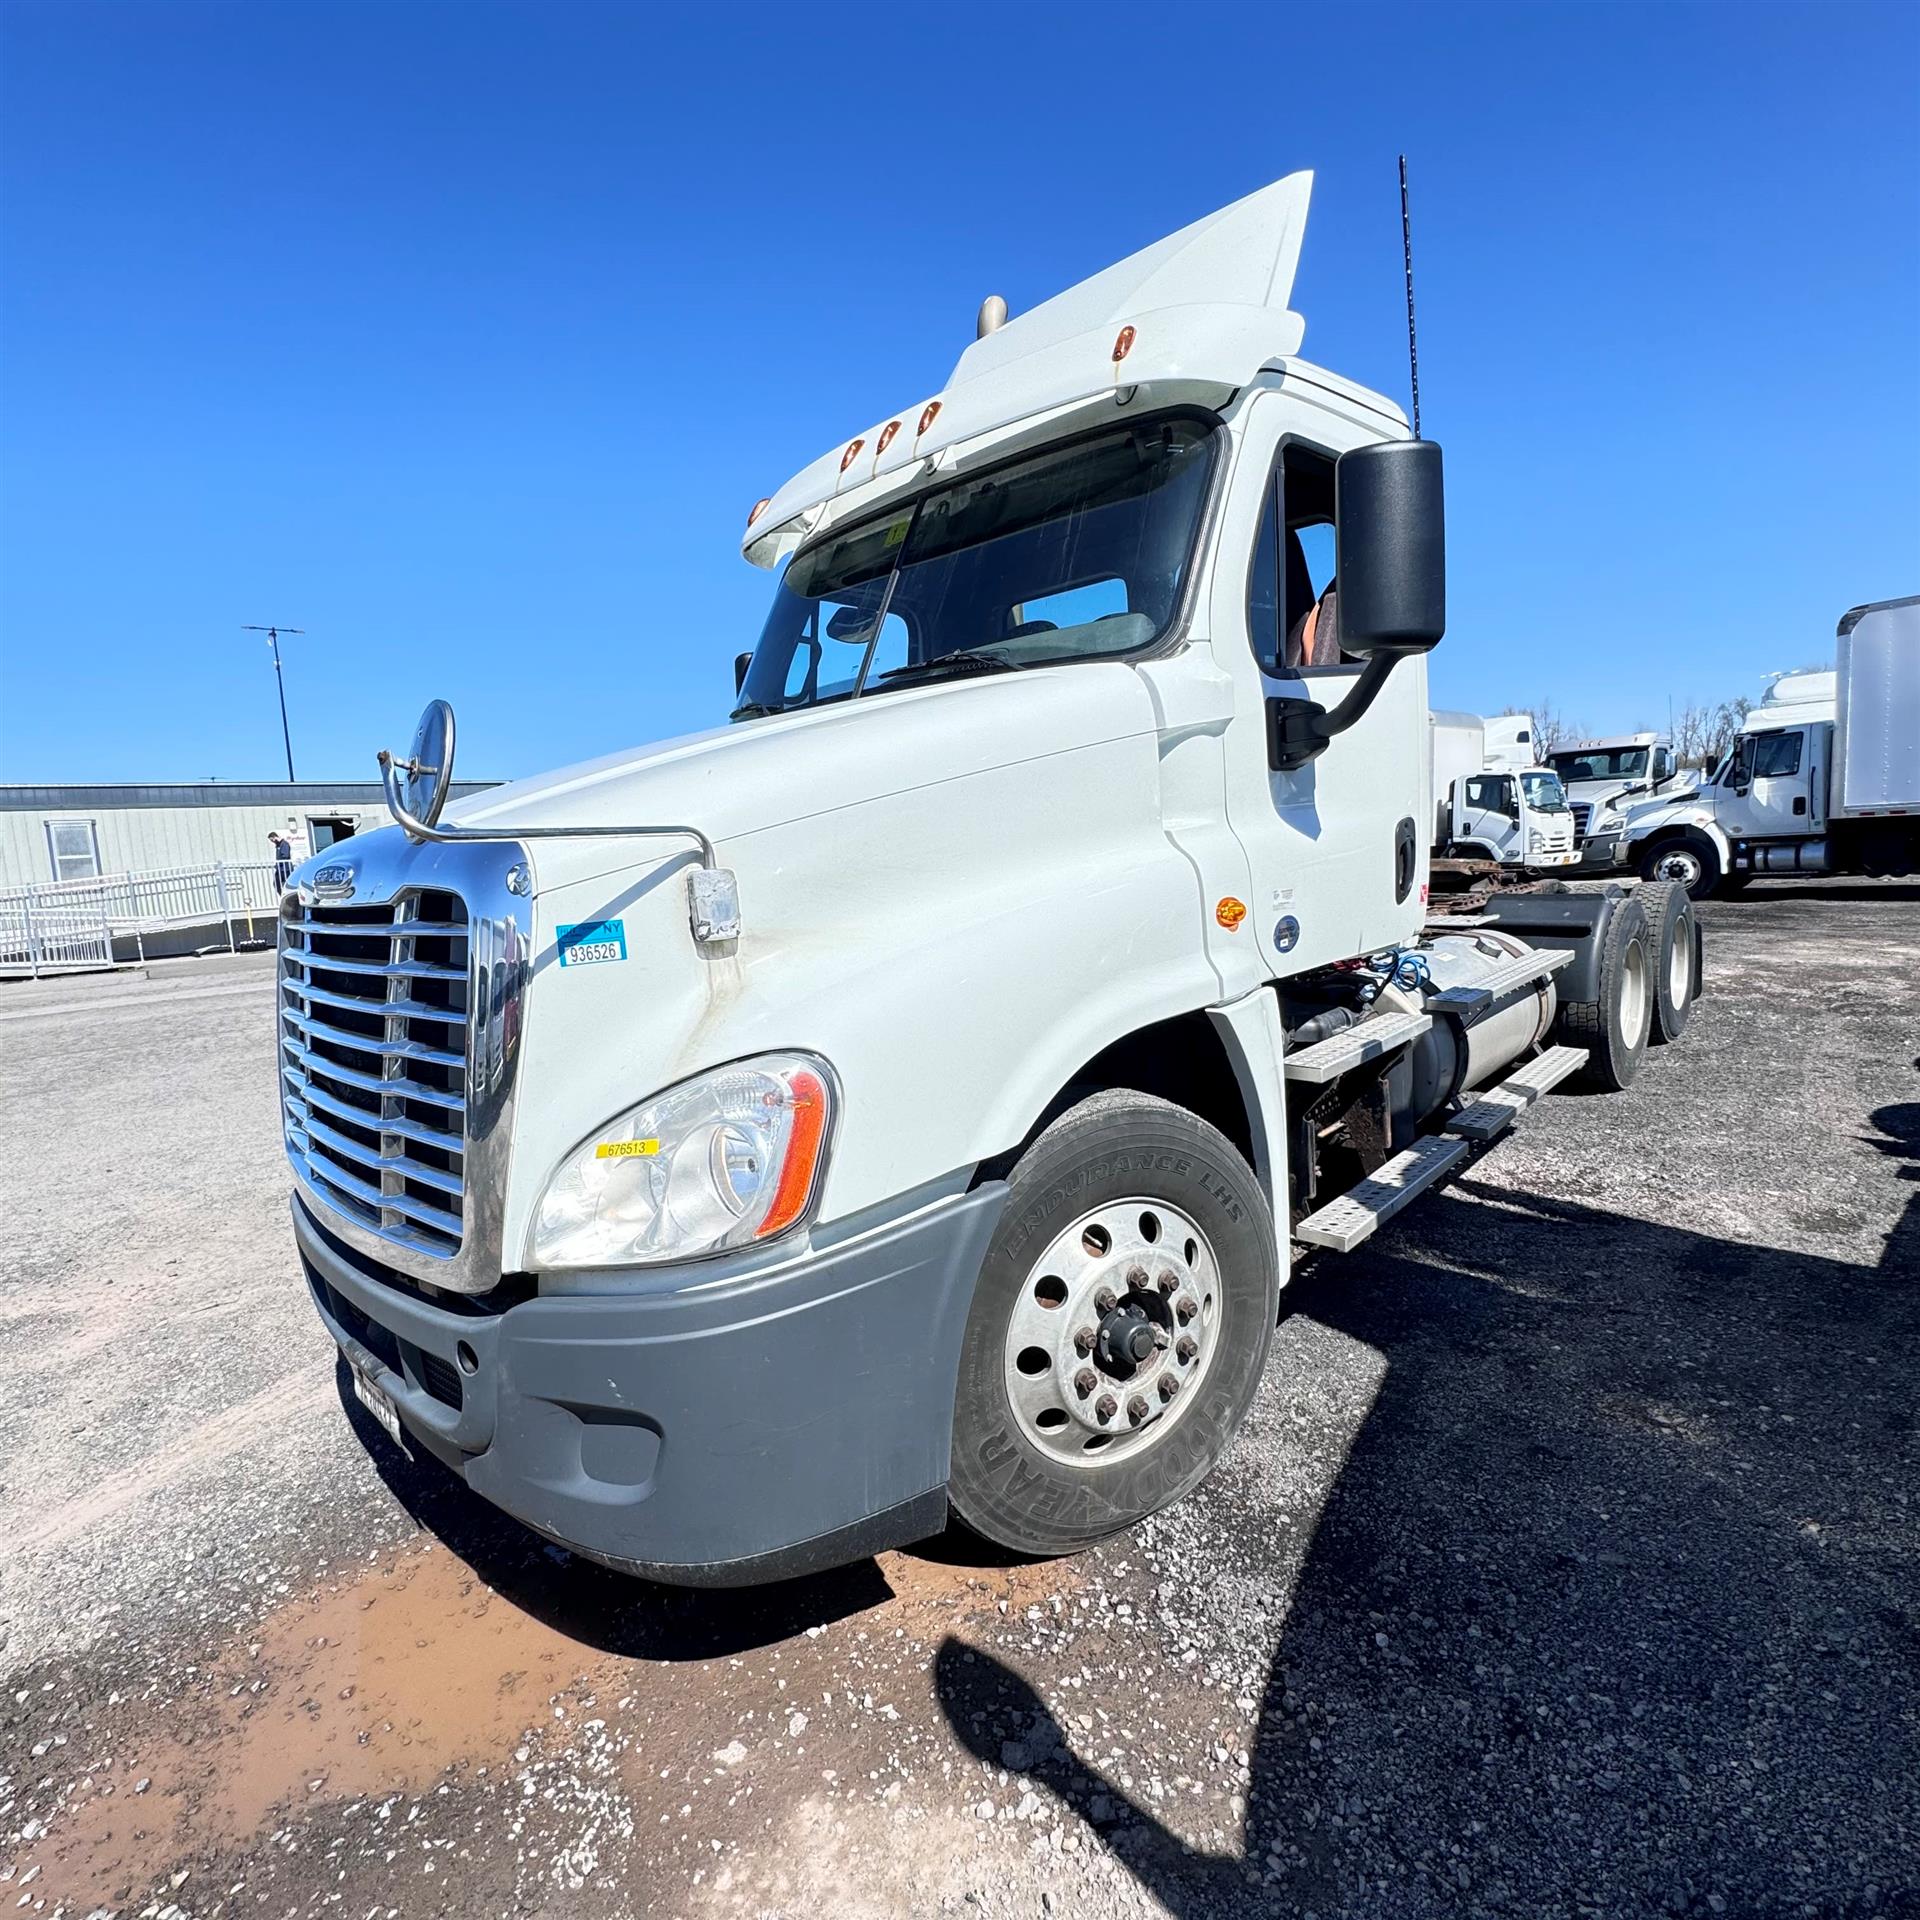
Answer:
xmin=556 ymin=919 xmax=627 ymax=967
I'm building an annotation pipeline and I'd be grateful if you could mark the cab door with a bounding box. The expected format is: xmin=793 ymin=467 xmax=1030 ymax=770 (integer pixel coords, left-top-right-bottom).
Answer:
xmin=1730 ymin=728 xmax=1810 ymax=837
xmin=1454 ymin=774 xmax=1518 ymax=857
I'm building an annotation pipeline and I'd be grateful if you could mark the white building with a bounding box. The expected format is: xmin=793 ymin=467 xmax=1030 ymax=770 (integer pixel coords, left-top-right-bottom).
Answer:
xmin=0 ymin=781 xmax=498 ymax=890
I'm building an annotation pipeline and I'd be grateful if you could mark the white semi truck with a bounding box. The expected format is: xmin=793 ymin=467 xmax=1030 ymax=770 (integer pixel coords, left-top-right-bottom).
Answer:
xmin=1616 ymin=599 xmax=1919 ymax=896
xmin=281 ymin=175 xmax=1703 ymax=1585
xmin=1545 ymin=731 xmax=1681 ymax=870
xmin=1429 ymin=711 xmax=1578 ymax=871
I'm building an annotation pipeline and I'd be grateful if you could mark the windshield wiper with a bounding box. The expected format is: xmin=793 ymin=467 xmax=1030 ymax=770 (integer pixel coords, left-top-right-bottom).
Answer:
xmin=871 ymin=648 xmax=1021 ymax=690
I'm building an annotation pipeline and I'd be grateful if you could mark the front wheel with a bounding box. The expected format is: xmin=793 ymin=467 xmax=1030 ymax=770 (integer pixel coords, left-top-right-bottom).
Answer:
xmin=946 ymin=1092 xmax=1279 ymax=1559
xmin=1637 ymin=833 xmax=1722 ymax=900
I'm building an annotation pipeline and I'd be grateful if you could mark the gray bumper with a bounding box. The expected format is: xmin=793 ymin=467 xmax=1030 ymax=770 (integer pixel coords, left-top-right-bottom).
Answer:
xmin=294 ymin=1183 xmax=1005 ymax=1585
xmin=1575 ymin=831 xmax=1628 ymax=871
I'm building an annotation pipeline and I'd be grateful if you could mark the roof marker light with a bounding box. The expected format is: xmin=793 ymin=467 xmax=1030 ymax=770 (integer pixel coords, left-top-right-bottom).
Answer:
xmin=917 ymin=400 xmax=942 ymax=437
xmin=840 ymin=437 xmax=865 ymax=473
xmin=1112 ymin=325 xmax=1136 ymax=363
xmin=876 ymin=419 xmax=901 ymax=456
xmin=746 ymin=497 xmax=771 ymax=528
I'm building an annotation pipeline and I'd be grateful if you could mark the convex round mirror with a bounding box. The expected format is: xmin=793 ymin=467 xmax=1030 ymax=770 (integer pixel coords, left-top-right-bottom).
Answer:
xmin=403 ymin=699 xmax=456 ymax=827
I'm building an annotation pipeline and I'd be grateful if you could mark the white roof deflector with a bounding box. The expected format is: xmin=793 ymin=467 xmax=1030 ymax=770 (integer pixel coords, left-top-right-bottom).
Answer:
xmin=743 ymin=173 xmax=1317 ymax=568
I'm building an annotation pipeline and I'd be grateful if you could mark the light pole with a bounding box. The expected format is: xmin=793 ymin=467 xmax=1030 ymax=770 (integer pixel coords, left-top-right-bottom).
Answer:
xmin=243 ymin=625 xmax=305 ymax=781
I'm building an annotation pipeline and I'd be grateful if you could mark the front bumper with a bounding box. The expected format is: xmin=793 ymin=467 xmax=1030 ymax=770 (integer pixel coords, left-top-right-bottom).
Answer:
xmin=295 ymin=1183 xmax=1005 ymax=1585
xmin=1526 ymin=848 xmax=1581 ymax=869
xmin=1573 ymin=831 xmax=1630 ymax=872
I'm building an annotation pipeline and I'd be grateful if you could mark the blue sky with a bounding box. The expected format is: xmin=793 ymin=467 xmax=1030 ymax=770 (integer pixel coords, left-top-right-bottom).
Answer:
xmin=2 ymin=1 xmax=1915 ymax=782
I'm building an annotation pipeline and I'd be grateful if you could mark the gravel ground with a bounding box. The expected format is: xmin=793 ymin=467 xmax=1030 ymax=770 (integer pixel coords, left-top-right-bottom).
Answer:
xmin=1 ymin=880 xmax=1915 ymax=1920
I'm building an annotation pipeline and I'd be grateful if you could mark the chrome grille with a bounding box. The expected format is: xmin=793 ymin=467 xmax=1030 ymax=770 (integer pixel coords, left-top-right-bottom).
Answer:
xmin=280 ymin=890 xmax=470 ymax=1262
xmin=1570 ymin=801 xmax=1593 ymax=839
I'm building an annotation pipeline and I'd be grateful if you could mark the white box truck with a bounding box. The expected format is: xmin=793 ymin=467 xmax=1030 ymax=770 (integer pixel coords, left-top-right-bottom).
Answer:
xmin=1618 ymin=598 xmax=1919 ymax=895
xmin=1429 ymin=711 xmax=1578 ymax=871
xmin=281 ymin=176 xmax=1703 ymax=1584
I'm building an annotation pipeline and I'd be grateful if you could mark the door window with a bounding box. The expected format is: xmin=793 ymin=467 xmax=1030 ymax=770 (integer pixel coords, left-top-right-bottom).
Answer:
xmin=1749 ymin=730 xmax=1802 ymax=778
xmin=45 ymin=819 xmax=101 ymax=882
xmin=1463 ymin=775 xmax=1511 ymax=813
xmin=1247 ymin=442 xmax=1340 ymax=675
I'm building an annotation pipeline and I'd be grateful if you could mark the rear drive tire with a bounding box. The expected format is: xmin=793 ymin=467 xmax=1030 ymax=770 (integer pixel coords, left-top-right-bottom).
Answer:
xmin=1555 ymin=894 xmax=1655 ymax=1091
xmin=946 ymin=1091 xmax=1279 ymax=1559
xmin=1637 ymin=832 xmax=1722 ymax=900
xmin=1637 ymin=880 xmax=1698 ymax=1044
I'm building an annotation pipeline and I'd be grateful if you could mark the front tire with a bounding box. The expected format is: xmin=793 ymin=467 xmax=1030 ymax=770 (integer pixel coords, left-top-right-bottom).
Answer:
xmin=946 ymin=1091 xmax=1279 ymax=1559
xmin=1637 ymin=832 xmax=1722 ymax=900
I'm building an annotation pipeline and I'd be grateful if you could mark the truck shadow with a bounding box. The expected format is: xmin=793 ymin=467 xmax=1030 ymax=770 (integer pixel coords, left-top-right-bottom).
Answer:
xmin=934 ymin=1100 xmax=1919 ymax=1915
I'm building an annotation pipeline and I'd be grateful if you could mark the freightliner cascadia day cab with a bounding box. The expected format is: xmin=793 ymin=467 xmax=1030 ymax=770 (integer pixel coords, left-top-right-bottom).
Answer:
xmin=282 ymin=176 xmax=1703 ymax=1585
xmin=1545 ymin=732 xmax=1681 ymax=871
xmin=1616 ymin=598 xmax=1920 ymax=897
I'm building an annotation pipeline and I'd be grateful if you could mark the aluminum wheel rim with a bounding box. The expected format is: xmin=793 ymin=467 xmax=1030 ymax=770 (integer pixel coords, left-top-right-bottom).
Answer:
xmin=1003 ymin=1195 xmax=1222 ymax=1465
xmin=1668 ymin=918 xmax=1693 ymax=1009
xmin=1620 ymin=938 xmax=1651 ymax=1048
xmin=1655 ymin=850 xmax=1702 ymax=887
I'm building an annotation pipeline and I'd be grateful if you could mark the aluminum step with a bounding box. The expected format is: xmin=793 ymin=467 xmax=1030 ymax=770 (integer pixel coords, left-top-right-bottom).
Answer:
xmin=1424 ymin=945 xmax=1572 ymax=1017
xmin=1293 ymin=1133 xmax=1469 ymax=1253
xmin=1282 ymin=1008 xmax=1433 ymax=1085
xmin=1445 ymin=1044 xmax=1587 ymax=1142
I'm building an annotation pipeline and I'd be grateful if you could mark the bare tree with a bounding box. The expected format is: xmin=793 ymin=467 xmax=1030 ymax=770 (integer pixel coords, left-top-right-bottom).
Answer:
xmin=1701 ymin=696 xmax=1752 ymax=763
xmin=1505 ymin=700 xmax=1583 ymax=758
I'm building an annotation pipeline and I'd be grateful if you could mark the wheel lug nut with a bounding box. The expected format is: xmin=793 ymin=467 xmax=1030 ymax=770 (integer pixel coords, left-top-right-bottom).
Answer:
xmin=1094 ymin=1286 xmax=1117 ymax=1313
xmin=1176 ymin=1334 xmax=1198 ymax=1364
xmin=1156 ymin=1270 xmax=1178 ymax=1294
xmin=1095 ymin=1393 xmax=1118 ymax=1423
xmin=1127 ymin=1394 xmax=1150 ymax=1425
xmin=1175 ymin=1295 xmax=1198 ymax=1323
xmin=1074 ymin=1367 xmax=1097 ymax=1397
xmin=1158 ymin=1374 xmax=1179 ymax=1402
xmin=1073 ymin=1325 xmax=1097 ymax=1354
xmin=1125 ymin=1264 xmax=1150 ymax=1289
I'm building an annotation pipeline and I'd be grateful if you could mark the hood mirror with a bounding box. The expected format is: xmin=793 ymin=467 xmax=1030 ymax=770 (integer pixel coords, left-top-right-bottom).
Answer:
xmin=382 ymin=698 xmax=456 ymax=830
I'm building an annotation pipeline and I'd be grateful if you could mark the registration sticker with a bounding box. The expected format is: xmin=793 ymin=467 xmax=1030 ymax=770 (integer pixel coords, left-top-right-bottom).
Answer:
xmin=557 ymin=919 xmax=627 ymax=967
xmin=595 ymin=1139 xmax=661 ymax=1159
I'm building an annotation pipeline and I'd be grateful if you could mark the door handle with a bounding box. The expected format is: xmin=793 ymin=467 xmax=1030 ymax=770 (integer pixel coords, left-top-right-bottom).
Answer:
xmin=1792 ymin=796 xmax=1807 ymax=815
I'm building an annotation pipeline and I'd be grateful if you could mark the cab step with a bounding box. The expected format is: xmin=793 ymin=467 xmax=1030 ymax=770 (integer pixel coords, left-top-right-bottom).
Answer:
xmin=1424 ymin=945 xmax=1572 ymax=1018
xmin=1283 ymin=1008 xmax=1432 ymax=1085
xmin=1444 ymin=1044 xmax=1586 ymax=1142
xmin=1293 ymin=1133 xmax=1469 ymax=1252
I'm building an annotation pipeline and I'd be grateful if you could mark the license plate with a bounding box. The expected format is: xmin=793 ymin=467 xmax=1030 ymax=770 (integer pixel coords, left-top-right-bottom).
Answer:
xmin=351 ymin=1366 xmax=408 ymax=1453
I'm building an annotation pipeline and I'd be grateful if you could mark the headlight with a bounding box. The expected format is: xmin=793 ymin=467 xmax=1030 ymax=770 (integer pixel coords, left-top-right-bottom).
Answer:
xmin=531 ymin=1053 xmax=834 ymax=1269
xmin=1526 ymin=829 xmax=1545 ymax=851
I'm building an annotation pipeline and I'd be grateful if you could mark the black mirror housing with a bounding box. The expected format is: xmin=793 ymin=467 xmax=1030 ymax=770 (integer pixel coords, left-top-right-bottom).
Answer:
xmin=734 ymin=651 xmax=754 ymax=696
xmin=1334 ymin=439 xmax=1446 ymax=655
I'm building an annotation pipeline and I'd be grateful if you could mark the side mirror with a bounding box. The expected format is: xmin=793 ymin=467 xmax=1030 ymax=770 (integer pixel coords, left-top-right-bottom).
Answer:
xmin=1334 ymin=440 xmax=1446 ymax=655
xmin=734 ymin=651 xmax=754 ymax=695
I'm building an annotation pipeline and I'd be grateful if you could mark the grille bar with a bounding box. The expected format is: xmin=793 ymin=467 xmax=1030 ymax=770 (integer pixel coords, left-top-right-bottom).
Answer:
xmin=280 ymin=887 xmax=470 ymax=1261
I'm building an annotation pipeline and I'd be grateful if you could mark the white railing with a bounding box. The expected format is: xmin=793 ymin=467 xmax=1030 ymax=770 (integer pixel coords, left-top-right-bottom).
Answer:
xmin=0 ymin=861 xmax=284 ymax=977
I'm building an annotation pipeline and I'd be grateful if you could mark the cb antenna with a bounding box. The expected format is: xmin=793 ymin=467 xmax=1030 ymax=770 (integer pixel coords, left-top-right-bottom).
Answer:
xmin=1399 ymin=154 xmax=1422 ymax=440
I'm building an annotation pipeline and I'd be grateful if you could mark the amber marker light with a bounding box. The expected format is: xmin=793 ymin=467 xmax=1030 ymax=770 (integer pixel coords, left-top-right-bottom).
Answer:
xmin=746 ymin=497 xmax=771 ymax=528
xmin=1112 ymin=325 xmax=1136 ymax=363
xmin=839 ymin=438 xmax=866 ymax=473
xmin=756 ymin=1067 xmax=831 ymax=1239
xmin=917 ymin=400 xmax=942 ymax=436
xmin=1215 ymin=897 xmax=1248 ymax=931
xmin=876 ymin=419 xmax=901 ymax=456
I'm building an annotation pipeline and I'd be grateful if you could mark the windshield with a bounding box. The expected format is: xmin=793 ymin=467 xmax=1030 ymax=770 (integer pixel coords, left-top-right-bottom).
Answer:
xmin=1521 ymin=771 xmax=1568 ymax=811
xmin=733 ymin=414 xmax=1218 ymax=717
xmin=1547 ymin=746 xmax=1650 ymax=783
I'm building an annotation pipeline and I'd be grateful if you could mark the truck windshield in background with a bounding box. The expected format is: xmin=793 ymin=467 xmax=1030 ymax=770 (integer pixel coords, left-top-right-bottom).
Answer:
xmin=1521 ymin=771 xmax=1569 ymax=810
xmin=1549 ymin=746 xmax=1649 ymax=783
xmin=733 ymin=414 xmax=1219 ymax=718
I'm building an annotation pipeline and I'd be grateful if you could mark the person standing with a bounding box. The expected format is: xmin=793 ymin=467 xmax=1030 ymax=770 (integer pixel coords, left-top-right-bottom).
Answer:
xmin=269 ymin=831 xmax=293 ymax=890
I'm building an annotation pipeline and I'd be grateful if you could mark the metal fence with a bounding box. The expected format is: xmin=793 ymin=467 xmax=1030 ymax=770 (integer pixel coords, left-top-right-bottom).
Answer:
xmin=0 ymin=861 xmax=283 ymax=977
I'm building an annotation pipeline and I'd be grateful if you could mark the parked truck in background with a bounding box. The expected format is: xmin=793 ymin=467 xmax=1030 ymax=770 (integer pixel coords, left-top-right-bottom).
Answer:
xmin=1618 ymin=598 xmax=1920 ymax=896
xmin=1546 ymin=732 xmax=1682 ymax=871
xmin=280 ymin=175 xmax=1703 ymax=1587
xmin=1429 ymin=711 xmax=1578 ymax=871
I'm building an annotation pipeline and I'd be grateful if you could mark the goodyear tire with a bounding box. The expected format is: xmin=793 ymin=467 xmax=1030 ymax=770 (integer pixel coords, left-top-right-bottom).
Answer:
xmin=946 ymin=1091 xmax=1279 ymax=1559
xmin=1555 ymin=893 xmax=1655 ymax=1091
xmin=1636 ymin=880 xmax=1698 ymax=1044
xmin=1637 ymin=831 xmax=1722 ymax=900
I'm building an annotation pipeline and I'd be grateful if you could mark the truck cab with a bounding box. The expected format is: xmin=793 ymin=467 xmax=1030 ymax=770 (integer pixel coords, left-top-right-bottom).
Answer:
xmin=1546 ymin=732 xmax=1679 ymax=868
xmin=281 ymin=175 xmax=1697 ymax=1586
xmin=1444 ymin=766 xmax=1578 ymax=870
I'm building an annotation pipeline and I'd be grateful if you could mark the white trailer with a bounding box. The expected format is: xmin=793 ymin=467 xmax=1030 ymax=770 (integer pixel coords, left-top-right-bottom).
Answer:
xmin=1619 ymin=597 xmax=1919 ymax=895
xmin=279 ymin=176 xmax=1703 ymax=1584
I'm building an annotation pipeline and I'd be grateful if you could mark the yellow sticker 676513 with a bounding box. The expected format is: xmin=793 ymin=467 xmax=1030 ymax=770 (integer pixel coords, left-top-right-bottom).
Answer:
xmin=595 ymin=1139 xmax=661 ymax=1159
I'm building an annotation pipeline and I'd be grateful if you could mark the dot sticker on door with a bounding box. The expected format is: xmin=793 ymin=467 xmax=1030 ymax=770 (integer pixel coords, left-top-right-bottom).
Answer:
xmin=556 ymin=919 xmax=628 ymax=967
